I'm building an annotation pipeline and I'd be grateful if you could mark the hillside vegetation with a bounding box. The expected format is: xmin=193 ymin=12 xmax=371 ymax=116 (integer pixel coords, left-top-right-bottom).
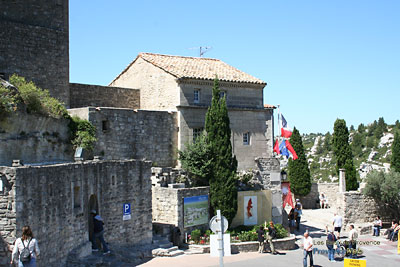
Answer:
xmin=303 ymin=118 xmax=400 ymax=182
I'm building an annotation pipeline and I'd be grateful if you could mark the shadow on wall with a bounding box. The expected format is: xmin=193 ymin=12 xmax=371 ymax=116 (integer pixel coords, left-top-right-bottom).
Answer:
xmin=0 ymin=234 xmax=11 ymax=266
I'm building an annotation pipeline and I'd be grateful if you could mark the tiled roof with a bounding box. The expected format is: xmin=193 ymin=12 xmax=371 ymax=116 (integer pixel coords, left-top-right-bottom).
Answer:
xmin=264 ymin=104 xmax=276 ymax=109
xmin=111 ymin=53 xmax=266 ymax=85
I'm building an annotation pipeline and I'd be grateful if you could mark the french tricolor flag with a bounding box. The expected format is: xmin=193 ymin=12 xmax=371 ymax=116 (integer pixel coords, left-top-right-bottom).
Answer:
xmin=281 ymin=114 xmax=292 ymax=138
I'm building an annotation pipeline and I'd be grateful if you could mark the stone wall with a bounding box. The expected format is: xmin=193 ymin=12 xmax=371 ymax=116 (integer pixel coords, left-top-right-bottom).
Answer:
xmin=0 ymin=112 xmax=73 ymax=166
xmin=0 ymin=0 xmax=70 ymax=106
xmin=69 ymin=83 xmax=140 ymax=109
xmin=0 ymin=159 xmax=152 ymax=266
xmin=337 ymin=192 xmax=391 ymax=227
xmin=296 ymin=183 xmax=339 ymax=209
xmin=152 ymin=186 xmax=210 ymax=239
xmin=68 ymin=107 xmax=178 ymax=167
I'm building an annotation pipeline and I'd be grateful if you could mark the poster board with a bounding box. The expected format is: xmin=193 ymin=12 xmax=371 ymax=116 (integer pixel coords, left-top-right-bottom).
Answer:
xmin=344 ymin=258 xmax=366 ymax=267
xmin=184 ymin=195 xmax=209 ymax=227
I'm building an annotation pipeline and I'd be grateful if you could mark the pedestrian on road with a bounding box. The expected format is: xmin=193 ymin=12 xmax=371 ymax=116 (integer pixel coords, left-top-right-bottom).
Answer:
xmin=91 ymin=210 xmax=110 ymax=255
xmin=372 ymin=216 xmax=382 ymax=236
xmin=255 ymin=226 xmax=265 ymax=253
xmin=303 ymin=232 xmax=314 ymax=267
xmin=348 ymin=224 xmax=358 ymax=259
xmin=332 ymin=213 xmax=343 ymax=238
xmin=326 ymin=228 xmax=337 ymax=262
xmin=267 ymin=222 xmax=277 ymax=255
xmin=11 ymin=225 xmax=40 ymax=267
xmin=294 ymin=203 xmax=302 ymax=231
xmin=288 ymin=208 xmax=295 ymax=233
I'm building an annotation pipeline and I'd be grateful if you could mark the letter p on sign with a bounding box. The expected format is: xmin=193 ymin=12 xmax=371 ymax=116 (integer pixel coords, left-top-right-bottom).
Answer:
xmin=123 ymin=203 xmax=131 ymax=221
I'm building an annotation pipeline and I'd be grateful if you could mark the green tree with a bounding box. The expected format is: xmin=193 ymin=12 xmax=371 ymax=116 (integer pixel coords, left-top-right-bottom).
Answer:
xmin=288 ymin=127 xmax=312 ymax=196
xmin=395 ymin=120 xmax=400 ymax=130
xmin=391 ymin=132 xmax=400 ymax=173
xmin=350 ymin=125 xmax=355 ymax=131
xmin=351 ymin=132 xmax=364 ymax=157
xmin=205 ymin=77 xmax=238 ymax=224
xmin=179 ymin=132 xmax=212 ymax=186
xmin=368 ymin=120 xmax=377 ymax=137
xmin=323 ymin=132 xmax=332 ymax=151
xmin=363 ymin=170 xmax=400 ymax=218
xmin=332 ymin=119 xmax=358 ymax=190
xmin=357 ymin=123 xmax=365 ymax=133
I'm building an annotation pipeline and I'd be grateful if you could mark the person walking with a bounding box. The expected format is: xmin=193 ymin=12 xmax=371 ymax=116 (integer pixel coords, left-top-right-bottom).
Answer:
xmin=348 ymin=224 xmax=358 ymax=259
xmin=332 ymin=213 xmax=343 ymax=238
xmin=11 ymin=225 xmax=40 ymax=267
xmin=326 ymin=229 xmax=337 ymax=262
xmin=255 ymin=225 xmax=265 ymax=253
xmin=91 ymin=210 xmax=110 ymax=255
xmin=294 ymin=204 xmax=302 ymax=231
xmin=303 ymin=232 xmax=314 ymax=267
xmin=267 ymin=221 xmax=277 ymax=255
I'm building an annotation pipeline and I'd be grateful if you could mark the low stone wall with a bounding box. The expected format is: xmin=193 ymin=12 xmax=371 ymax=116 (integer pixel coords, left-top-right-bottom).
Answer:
xmin=196 ymin=234 xmax=296 ymax=253
xmin=0 ymin=112 xmax=73 ymax=166
xmin=152 ymin=186 xmax=210 ymax=241
xmin=297 ymin=183 xmax=339 ymax=209
xmin=0 ymin=159 xmax=152 ymax=266
xmin=69 ymin=83 xmax=140 ymax=109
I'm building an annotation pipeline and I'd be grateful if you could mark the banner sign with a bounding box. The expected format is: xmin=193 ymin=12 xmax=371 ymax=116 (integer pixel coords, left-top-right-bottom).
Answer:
xmin=184 ymin=195 xmax=209 ymax=227
xmin=123 ymin=203 xmax=131 ymax=221
xmin=344 ymin=258 xmax=366 ymax=267
xmin=244 ymin=196 xmax=257 ymax=225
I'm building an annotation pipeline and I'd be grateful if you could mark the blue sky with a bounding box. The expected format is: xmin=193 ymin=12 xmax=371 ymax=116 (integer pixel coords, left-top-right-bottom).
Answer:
xmin=69 ymin=0 xmax=399 ymax=134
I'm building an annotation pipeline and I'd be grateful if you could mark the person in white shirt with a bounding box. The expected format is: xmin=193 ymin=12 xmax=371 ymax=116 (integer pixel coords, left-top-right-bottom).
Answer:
xmin=348 ymin=224 xmax=358 ymax=259
xmin=303 ymin=232 xmax=314 ymax=267
xmin=373 ymin=216 xmax=382 ymax=236
xmin=333 ymin=213 xmax=343 ymax=238
xmin=319 ymin=193 xmax=327 ymax=209
xmin=11 ymin=225 xmax=40 ymax=266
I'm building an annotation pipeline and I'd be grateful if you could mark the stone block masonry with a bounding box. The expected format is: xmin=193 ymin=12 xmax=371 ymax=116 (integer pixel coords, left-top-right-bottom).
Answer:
xmin=0 ymin=0 xmax=70 ymax=106
xmin=69 ymin=83 xmax=140 ymax=109
xmin=0 ymin=159 xmax=152 ymax=267
xmin=68 ymin=107 xmax=178 ymax=167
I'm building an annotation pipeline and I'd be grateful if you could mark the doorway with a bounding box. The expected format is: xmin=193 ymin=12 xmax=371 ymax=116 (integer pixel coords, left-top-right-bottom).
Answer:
xmin=88 ymin=194 xmax=99 ymax=244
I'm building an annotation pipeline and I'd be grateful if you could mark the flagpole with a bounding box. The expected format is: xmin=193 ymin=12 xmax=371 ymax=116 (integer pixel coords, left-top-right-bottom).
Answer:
xmin=277 ymin=104 xmax=281 ymax=143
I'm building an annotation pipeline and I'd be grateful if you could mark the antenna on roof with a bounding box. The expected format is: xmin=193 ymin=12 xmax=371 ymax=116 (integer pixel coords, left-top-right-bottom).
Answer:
xmin=188 ymin=46 xmax=212 ymax=57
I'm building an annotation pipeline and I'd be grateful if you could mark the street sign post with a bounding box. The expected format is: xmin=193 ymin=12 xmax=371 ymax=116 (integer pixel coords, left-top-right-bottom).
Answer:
xmin=209 ymin=210 xmax=229 ymax=267
xmin=123 ymin=203 xmax=131 ymax=221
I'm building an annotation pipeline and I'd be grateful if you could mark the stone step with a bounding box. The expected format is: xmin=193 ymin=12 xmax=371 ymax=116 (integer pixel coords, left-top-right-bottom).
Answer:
xmin=158 ymin=241 xmax=173 ymax=248
xmin=152 ymin=247 xmax=185 ymax=257
xmin=168 ymin=250 xmax=185 ymax=257
xmin=166 ymin=246 xmax=178 ymax=253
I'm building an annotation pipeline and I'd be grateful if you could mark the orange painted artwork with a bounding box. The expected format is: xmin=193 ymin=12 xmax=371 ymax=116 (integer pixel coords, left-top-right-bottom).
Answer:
xmin=247 ymin=198 xmax=253 ymax=218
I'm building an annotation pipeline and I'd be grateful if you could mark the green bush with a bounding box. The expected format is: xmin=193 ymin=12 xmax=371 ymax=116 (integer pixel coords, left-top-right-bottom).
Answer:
xmin=0 ymin=85 xmax=18 ymax=119
xmin=190 ymin=229 xmax=202 ymax=243
xmin=68 ymin=116 xmax=97 ymax=151
xmin=274 ymin=223 xmax=289 ymax=238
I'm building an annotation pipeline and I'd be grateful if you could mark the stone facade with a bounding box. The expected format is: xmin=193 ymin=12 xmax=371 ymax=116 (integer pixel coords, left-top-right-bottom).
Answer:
xmin=0 ymin=159 xmax=152 ymax=266
xmin=152 ymin=186 xmax=210 ymax=240
xmin=297 ymin=183 xmax=339 ymax=209
xmin=0 ymin=112 xmax=73 ymax=166
xmin=69 ymin=83 xmax=140 ymax=109
xmin=110 ymin=56 xmax=274 ymax=170
xmin=0 ymin=0 xmax=70 ymax=106
xmin=68 ymin=107 xmax=178 ymax=167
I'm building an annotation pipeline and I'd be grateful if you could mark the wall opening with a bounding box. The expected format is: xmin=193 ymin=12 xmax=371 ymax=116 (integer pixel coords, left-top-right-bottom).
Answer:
xmin=88 ymin=194 xmax=99 ymax=244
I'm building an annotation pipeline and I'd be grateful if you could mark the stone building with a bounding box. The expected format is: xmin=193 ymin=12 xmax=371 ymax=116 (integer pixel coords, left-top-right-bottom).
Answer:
xmin=110 ymin=53 xmax=275 ymax=170
xmin=0 ymin=0 xmax=70 ymax=106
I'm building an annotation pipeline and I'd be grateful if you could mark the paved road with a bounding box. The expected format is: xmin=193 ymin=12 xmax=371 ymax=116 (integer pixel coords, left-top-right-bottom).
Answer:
xmin=140 ymin=209 xmax=400 ymax=267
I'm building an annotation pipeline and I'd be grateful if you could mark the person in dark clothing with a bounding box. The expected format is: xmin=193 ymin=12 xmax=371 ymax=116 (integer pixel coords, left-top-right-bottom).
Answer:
xmin=267 ymin=222 xmax=277 ymax=254
xmin=255 ymin=226 xmax=265 ymax=253
xmin=91 ymin=210 xmax=110 ymax=255
xmin=326 ymin=229 xmax=337 ymax=262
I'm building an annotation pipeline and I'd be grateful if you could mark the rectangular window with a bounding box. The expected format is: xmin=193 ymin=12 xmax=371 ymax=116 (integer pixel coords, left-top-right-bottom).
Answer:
xmin=243 ymin=132 xmax=250 ymax=145
xmin=73 ymin=186 xmax=81 ymax=209
xmin=194 ymin=90 xmax=200 ymax=104
xmin=193 ymin=128 xmax=204 ymax=142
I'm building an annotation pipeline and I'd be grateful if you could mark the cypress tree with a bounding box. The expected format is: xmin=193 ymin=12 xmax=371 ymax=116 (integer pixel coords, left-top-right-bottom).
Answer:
xmin=391 ymin=131 xmax=400 ymax=173
xmin=332 ymin=119 xmax=358 ymax=190
xmin=205 ymin=77 xmax=238 ymax=224
xmin=288 ymin=127 xmax=311 ymax=196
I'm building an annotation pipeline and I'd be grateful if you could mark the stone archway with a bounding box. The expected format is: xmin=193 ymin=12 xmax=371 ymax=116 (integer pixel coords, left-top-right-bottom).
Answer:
xmin=88 ymin=194 xmax=99 ymax=244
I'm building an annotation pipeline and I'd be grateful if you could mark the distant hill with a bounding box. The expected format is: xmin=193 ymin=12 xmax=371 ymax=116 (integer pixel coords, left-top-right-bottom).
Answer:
xmin=279 ymin=118 xmax=400 ymax=183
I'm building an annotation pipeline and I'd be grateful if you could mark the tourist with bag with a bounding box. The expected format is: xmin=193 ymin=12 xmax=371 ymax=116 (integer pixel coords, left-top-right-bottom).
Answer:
xmin=11 ymin=225 xmax=40 ymax=267
xmin=326 ymin=229 xmax=337 ymax=262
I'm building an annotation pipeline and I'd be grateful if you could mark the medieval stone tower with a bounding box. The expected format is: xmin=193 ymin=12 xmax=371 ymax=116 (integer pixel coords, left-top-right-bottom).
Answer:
xmin=0 ymin=0 xmax=70 ymax=106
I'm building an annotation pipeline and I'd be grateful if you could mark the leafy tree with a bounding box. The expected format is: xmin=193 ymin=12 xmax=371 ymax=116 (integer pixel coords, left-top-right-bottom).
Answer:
xmin=366 ymin=136 xmax=375 ymax=148
xmin=323 ymin=132 xmax=332 ymax=151
xmin=332 ymin=119 xmax=358 ymax=190
xmin=377 ymin=117 xmax=387 ymax=132
xmin=179 ymin=132 xmax=212 ymax=186
xmin=363 ymin=170 xmax=400 ymax=219
xmin=350 ymin=125 xmax=355 ymax=131
xmin=288 ymin=127 xmax=311 ymax=196
xmin=395 ymin=120 xmax=400 ymax=130
xmin=368 ymin=120 xmax=377 ymax=137
xmin=391 ymin=132 xmax=400 ymax=173
xmin=357 ymin=123 xmax=365 ymax=133
xmin=315 ymin=137 xmax=324 ymax=155
xmin=205 ymin=77 xmax=238 ymax=224
xmin=351 ymin=132 xmax=364 ymax=157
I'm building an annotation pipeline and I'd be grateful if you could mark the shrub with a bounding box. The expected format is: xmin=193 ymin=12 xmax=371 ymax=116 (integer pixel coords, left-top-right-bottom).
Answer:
xmin=190 ymin=229 xmax=202 ymax=243
xmin=274 ymin=223 xmax=289 ymax=238
xmin=68 ymin=116 xmax=97 ymax=151
xmin=0 ymin=85 xmax=18 ymax=119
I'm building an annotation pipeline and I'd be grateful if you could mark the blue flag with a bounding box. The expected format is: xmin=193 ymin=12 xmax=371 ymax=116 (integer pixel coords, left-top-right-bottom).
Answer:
xmin=281 ymin=114 xmax=288 ymax=128
xmin=279 ymin=140 xmax=289 ymax=158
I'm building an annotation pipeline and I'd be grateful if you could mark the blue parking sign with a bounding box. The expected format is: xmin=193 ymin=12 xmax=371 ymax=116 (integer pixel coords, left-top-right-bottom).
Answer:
xmin=123 ymin=203 xmax=131 ymax=220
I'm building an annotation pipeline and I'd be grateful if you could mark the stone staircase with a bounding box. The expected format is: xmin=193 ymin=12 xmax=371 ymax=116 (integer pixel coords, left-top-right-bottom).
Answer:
xmin=151 ymin=234 xmax=185 ymax=257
